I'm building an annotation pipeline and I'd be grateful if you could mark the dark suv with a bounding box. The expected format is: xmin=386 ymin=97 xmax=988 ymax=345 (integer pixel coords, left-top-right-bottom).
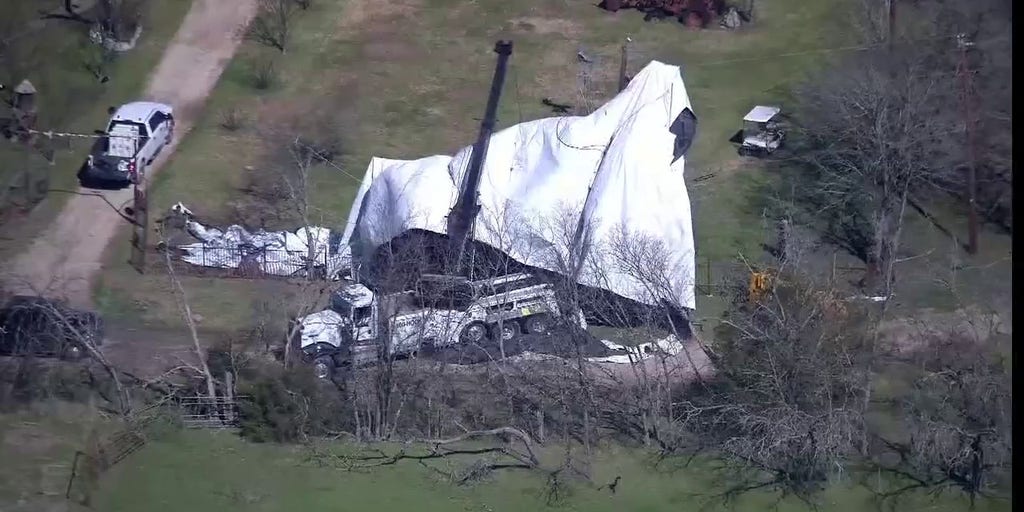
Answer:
xmin=0 ymin=296 xmax=104 ymax=360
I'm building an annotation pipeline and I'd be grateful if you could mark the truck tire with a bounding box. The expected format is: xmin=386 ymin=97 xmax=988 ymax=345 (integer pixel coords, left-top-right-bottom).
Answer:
xmin=459 ymin=321 xmax=488 ymax=344
xmin=492 ymin=321 xmax=520 ymax=343
xmin=524 ymin=314 xmax=553 ymax=335
xmin=313 ymin=355 xmax=334 ymax=379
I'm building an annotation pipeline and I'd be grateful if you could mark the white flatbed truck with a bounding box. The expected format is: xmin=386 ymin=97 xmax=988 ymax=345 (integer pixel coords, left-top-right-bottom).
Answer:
xmin=299 ymin=272 xmax=581 ymax=378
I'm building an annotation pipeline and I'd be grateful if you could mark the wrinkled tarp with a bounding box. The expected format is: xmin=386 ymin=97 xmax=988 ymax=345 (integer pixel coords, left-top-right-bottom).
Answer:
xmin=176 ymin=219 xmax=350 ymax=277
xmin=343 ymin=60 xmax=698 ymax=309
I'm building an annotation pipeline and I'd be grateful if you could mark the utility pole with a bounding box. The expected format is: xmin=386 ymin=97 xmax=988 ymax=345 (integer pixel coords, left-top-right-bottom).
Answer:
xmin=886 ymin=0 xmax=895 ymax=51
xmin=447 ymin=40 xmax=513 ymax=272
xmin=956 ymin=33 xmax=979 ymax=254
xmin=617 ymin=37 xmax=631 ymax=92
xmin=129 ymin=182 xmax=149 ymax=273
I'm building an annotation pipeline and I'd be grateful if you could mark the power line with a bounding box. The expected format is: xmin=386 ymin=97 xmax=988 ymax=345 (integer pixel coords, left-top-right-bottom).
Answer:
xmin=684 ymin=33 xmax=962 ymax=68
xmin=26 ymin=128 xmax=137 ymax=139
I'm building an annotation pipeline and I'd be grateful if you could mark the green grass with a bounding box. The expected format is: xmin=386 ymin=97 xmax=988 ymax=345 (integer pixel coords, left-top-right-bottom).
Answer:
xmin=0 ymin=0 xmax=193 ymax=262
xmin=95 ymin=0 xmax=855 ymax=331
xmin=0 ymin=403 xmax=118 ymax=508
xmin=88 ymin=429 xmax=1007 ymax=512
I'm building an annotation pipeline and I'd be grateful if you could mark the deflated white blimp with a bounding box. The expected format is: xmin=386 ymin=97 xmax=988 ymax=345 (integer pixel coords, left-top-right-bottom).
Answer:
xmin=342 ymin=60 xmax=698 ymax=310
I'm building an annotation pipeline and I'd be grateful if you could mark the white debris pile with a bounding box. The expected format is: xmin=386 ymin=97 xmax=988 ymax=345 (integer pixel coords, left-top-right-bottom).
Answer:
xmin=169 ymin=203 xmax=350 ymax=277
xmin=508 ymin=336 xmax=685 ymax=365
xmin=588 ymin=336 xmax=685 ymax=364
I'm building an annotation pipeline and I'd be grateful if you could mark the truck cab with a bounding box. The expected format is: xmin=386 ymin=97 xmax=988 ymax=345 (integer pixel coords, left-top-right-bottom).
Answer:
xmin=299 ymin=272 xmax=577 ymax=378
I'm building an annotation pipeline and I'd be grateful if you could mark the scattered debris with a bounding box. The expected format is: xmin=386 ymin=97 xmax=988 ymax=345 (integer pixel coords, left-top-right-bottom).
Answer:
xmin=600 ymin=0 xmax=727 ymax=29
xmin=163 ymin=203 xmax=350 ymax=279
xmin=720 ymin=6 xmax=742 ymax=29
xmin=541 ymin=97 xmax=572 ymax=114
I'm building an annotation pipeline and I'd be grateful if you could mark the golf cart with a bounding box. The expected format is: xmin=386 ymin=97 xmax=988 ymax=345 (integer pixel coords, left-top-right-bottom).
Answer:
xmin=732 ymin=105 xmax=784 ymax=157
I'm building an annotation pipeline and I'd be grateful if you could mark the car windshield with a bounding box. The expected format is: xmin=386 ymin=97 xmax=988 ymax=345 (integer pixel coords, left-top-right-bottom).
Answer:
xmin=353 ymin=306 xmax=372 ymax=326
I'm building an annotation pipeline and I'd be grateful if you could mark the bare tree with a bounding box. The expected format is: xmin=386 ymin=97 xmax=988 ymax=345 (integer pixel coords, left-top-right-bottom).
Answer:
xmin=791 ymin=0 xmax=1012 ymax=295
xmin=159 ymin=240 xmax=218 ymax=401
xmin=0 ymin=293 xmax=132 ymax=415
xmin=666 ymin=273 xmax=877 ymax=503
xmin=247 ymin=0 xmax=296 ymax=53
xmin=870 ymin=331 xmax=1011 ymax=508
xmin=96 ymin=0 xmax=146 ymax=43
xmin=793 ymin=48 xmax=957 ymax=296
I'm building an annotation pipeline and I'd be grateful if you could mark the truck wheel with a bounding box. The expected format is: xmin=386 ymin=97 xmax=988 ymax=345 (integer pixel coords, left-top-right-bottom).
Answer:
xmin=524 ymin=314 xmax=553 ymax=335
xmin=459 ymin=321 xmax=488 ymax=344
xmin=492 ymin=321 xmax=520 ymax=343
xmin=313 ymin=356 xmax=334 ymax=379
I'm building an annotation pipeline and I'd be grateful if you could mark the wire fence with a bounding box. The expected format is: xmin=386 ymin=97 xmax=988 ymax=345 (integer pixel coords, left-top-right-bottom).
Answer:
xmin=63 ymin=396 xmax=248 ymax=505
xmin=161 ymin=244 xmax=341 ymax=280
xmin=179 ymin=395 xmax=245 ymax=429
xmin=64 ymin=415 xmax=156 ymax=505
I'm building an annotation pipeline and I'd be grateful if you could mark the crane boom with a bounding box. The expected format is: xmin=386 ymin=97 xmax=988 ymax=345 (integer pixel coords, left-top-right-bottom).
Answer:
xmin=447 ymin=40 xmax=514 ymax=271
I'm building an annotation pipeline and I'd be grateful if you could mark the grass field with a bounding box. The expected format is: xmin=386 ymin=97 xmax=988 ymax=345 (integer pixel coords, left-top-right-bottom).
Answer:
xmin=0 ymin=402 xmax=121 ymax=509
xmin=85 ymin=428 xmax=1007 ymax=512
xmin=94 ymin=0 xmax=859 ymax=332
xmin=1 ymin=354 xmax=1010 ymax=512
xmin=0 ymin=0 xmax=194 ymax=263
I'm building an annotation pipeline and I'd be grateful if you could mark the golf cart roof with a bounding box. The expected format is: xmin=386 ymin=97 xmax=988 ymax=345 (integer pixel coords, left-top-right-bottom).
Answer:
xmin=743 ymin=105 xmax=781 ymax=123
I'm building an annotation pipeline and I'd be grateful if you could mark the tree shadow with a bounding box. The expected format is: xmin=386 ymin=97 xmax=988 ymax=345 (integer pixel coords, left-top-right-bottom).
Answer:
xmin=755 ymin=155 xmax=874 ymax=266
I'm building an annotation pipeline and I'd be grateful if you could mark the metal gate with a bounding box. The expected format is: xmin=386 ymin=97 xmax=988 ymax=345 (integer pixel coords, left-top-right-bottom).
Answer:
xmin=178 ymin=396 xmax=245 ymax=429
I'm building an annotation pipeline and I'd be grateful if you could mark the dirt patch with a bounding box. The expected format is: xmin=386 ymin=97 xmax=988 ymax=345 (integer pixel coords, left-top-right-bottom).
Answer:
xmin=508 ymin=17 xmax=583 ymax=37
xmin=337 ymin=0 xmax=422 ymax=31
xmin=100 ymin=321 xmax=239 ymax=380
xmin=1 ymin=422 xmax=64 ymax=457
xmin=877 ymin=306 xmax=1010 ymax=356
xmin=362 ymin=38 xmax=422 ymax=62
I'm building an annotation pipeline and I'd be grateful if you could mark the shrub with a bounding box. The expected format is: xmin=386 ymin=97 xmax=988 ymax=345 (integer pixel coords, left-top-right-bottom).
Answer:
xmin=250 ymin=56 xmax=278 ymax=91
xmin=219 ymin=107 xmax=246 ymax=131
xmin=237 ymin=364 xmax=348 ymax=443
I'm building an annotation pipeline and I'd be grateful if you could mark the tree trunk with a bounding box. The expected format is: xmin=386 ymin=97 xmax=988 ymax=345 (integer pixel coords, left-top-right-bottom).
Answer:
xmin=870 ymin=189 xmax=907 ymax=296
xmin=163 ymin=251 xmax=218 ymax=400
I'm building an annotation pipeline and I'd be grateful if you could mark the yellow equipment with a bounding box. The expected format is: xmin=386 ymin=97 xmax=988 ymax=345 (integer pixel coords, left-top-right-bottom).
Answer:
xmin=748 ymin=271 xmax=772 ymax=302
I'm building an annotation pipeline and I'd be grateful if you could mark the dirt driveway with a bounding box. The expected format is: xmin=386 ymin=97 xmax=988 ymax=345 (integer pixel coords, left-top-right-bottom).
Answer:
xmin=2 ymin=0 xmax=257 ymax=307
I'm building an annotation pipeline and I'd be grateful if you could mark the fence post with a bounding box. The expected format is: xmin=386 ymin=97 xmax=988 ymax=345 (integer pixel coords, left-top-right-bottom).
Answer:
xmin=706 ymin=256 xmax=713 ymax=296
xmin=224 ymin=371 xmax=235 ymax=423
xmin=831 ymin=252 xmax=837 ymax=285
xmin=65 ymin=451 xmax=83 ymax=499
